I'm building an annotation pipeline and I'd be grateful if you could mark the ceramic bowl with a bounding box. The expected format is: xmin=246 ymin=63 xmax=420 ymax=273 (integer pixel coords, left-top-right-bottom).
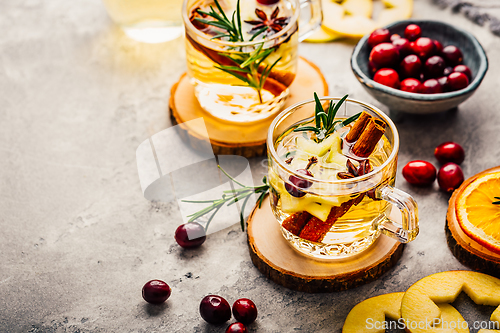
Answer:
xmin=351 ymin=20 xmax=488 ymax=114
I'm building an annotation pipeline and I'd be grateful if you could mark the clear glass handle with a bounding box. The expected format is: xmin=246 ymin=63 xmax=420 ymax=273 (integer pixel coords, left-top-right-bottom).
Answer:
xmin=298 ymin=0 xmax=322 ymax=41
xmin=375 ymin=184 xmax=419 ymax=243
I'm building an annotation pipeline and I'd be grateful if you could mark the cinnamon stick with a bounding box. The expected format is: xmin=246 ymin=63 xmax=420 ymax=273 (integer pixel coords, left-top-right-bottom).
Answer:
xmin=345 ymin=112 xmax=373 ymax=143
xmin=282 ymin=211 xmax=312 ymax=236
xmin=351 ymin=119 xmax=386 ymax=158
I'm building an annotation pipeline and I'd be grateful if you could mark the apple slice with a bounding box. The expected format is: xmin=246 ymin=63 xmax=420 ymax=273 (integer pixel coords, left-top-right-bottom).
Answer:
xmin=322 ymin=1 xmax=378 ymax=39
xmin=342 ymin=0 xmax=373 ymax=17
xmin=296 ymin=132 xmax=341 ymax=157
xmin=305 ymin=26 xmax=342 ymax=43
xmin=401 ymin=271 xmax=500 ymax=333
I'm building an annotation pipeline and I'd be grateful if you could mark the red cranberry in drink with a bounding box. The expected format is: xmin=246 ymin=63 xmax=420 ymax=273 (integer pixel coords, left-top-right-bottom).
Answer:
xmin=200 ymin=295 xmax=232 ymax=325
xmin=368 ymin=28 xmax=391 ymax=48
xmin=369 ymin=43 xmax=400 ymax=69
xmin=421 ymin=79 xmax=443 ymax=94
xmin=424 ymin=56 xmax=445 ymax=78
xmin=404 ymin=24 xmax=422 ymax=41
xmin=447 ymin=72 xmax=469 ymax=91
xmin=437 ymin=163 xmax=464 ymax=192
xmin=400 ymin=55 xmax=422 ymax=78
xmin=412 ymin=37 xmax=436 ymax=59
xmin=175 ymin=222 xmax=206 ymax=248
xmin=285 ymin=169 xmax=313 ymax=198
xmin=233 ymin=298 xmax=258 ymax=324
xmin=433 ymin=40 xmax=443 ymax=54
xmin=402 ymin=160 xmax=437 ymax=186
xmin=142 ymin=280 xmax=171 ymax=304
xmin=437 ymin=76 xmax=450 ymax=92
xmin=374 ymin=68 xmax=400 ymax=89
xmin=392 ymin=38 xmax=412 ymax=57
xmin=454 ymin=65 xmax=472 ymax=80
xmin=443 ymin=66 xmax=454 ymax=76
xmin=390 ymin=33 xmax=401 ymax=42
xmin=226 ymin=323 xmax=248 ymax=333
xmin=442 ymin=45 xmax=463 ymax=66
xmin=400 ymin=78 xmax=422 ymax=93
xmin=256 ymin=0 xmax=280 ymax=5
xmin=434 ymin=142 xmax=465 ymax=165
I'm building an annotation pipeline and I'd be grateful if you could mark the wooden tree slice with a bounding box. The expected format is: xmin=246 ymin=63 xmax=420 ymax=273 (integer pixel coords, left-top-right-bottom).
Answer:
xmin=247 ymin=196 xmax=404 ymax=293
xmin=446 ymin=166 xmax=500 ymax=277
xmin=169 ymin=57 xmax=328 ymax=158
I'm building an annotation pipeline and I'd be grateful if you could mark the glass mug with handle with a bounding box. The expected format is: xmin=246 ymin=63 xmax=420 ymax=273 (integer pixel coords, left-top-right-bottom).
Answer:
xmin=267 ymin=96 xmax=419 ymax=260
xmin=182 ymin=0 xmax=322 ymax=123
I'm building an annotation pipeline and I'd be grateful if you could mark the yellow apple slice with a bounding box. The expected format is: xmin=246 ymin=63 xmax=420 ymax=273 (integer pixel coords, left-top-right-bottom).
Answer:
xmin=342 ymin=0 xmax=373 ymax=17
xmin=305 ymin=26 xmax=343 ymax=43
xmin=401 ymin=271 xmax=500 ymax=333
xmin=322 ymin=1 xmax=378 ymax=39
xmin=377 ymin=0 xmax=413 ymax=26
xmin=296 ymin=132 xmax=341 ymax=157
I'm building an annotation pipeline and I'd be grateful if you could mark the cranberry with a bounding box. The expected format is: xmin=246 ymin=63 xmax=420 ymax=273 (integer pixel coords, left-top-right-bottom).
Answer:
xmin=200 ymin=295 xmax=231 ymax=325
xmin=368 ymin=28 xmax=391 ymax=48
xmin=424 ymin=56 xmax=445 ymax=78
xmin=437 ymin=76 xmax=450 ymax=92
xmin=390 ymin=33 xmax=401 ymax=42
xmin=447 ymin=72 xmax=469 ymax=91
xmin=443 ymin=66 xmax=454 ymax=76
xmin=402 ymin=160 xmax=437 ymax=186
xmin=433 ymin=40 xmax=443 ymax=54
xmin=405 ymin=24 xmax=422 ymax=41
xmin=256 ymin=0 xmax=279 ymax=5
xmin=454 ymin=65 xmax=472 ymax=81
xmin=226 ymin=323 xmax=248 ymax=333
xmin=421 ymin=79 xmax=443 ymax=94
xmin=233 ymin=298 xmax=258 ymax=324
xmin=285 ymin=169 xmax=313 ymax=198
xmin=437 ymin=163 xmax=464 ymax=192
xmin=369 ymin=43 xmax=399 ymax=69
xmin=434 ymin=142 xmax=465 ymax=164
xmin=175 ymin=222 xmax=206 ymax=248
xmin=374 ymin=68 xmax=400 ymax=89
xmin=399 ymin=55 xmax=422 ymax=78
xmin=142 ymin=280 xmax=171 ymax=304
xmin=442 ymin=45 xmax=463 ymax=66
xmin=368 ymin=61 xmax=378 ymax=75
xmin=412 ymin=37 xmax=436 ymax=59
xmin=400 ymin=78 xmax=422 ymax=93
xmin=392 ymin=38 xmax=412 ymax=57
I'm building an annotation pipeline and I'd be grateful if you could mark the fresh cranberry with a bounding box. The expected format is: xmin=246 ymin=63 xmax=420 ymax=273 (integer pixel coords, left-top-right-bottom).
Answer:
xmin=434 ymin=142 xmax=465 ymax=164
xmin=437 ymin=163 xmax=464 ymax=192
xmin=226 ymin=323 xmax=248 ymax=333
xmin=402 ymin=160 xmax=437 ymax=186
xmin=400 ymin=78 xmax=422 ymax=93
xmin=412 ymin=37 xmax=436 ymax=59
xmin=390 ymin=33 xmax=401 ymax=42
xmin=437 ymin=76 xmax=450 ymax=92
xmin=399 ymin=55 xmax=422 ymax=78
xmin=442 ymin=45 xmax=463 ymax=66
xmin=142 ymin=280 xmax=171 ymax=304
xmin=285 ymin=169 xmax=313 ymax=198
xmin=454 ymin=65 xmax=472 ymax=80
xmin=405 ymin=24 xmax=422 ymax=41
xmin=392 ymin=38 xmax=412 ymax=57
xmin=368 ymin=61 xmax=378 ymax=75
xmin=256 ymin=0 xmax=280 ymax=5
xmin=200 ymin=295 xmax=231 ymax=325
xmin=421 ymin=79 xmax=443 ymax=94
xmin=433 ymin=40 xmax=443 ymax=54
xmin=419 ymin=72 xmax=425 ymax=82
xmin=447 ymin=72 xmax=469 ymax=91
xmin=424 ymin=56 xmax=445 ymax=78
xmin=443 ymin=66 xmax=454 ymax=76
xmin=368 ymin=28 xmax=391 ymax=48
xmin=233 ymin=298 xmax=258 ymax=324
xmin=369 ymin=43 xmax=400 ymax=69
xmin=175 ymin=222 xmax=206 ymax=248
xmin=374 ymin=68 xmax=400 ymax=89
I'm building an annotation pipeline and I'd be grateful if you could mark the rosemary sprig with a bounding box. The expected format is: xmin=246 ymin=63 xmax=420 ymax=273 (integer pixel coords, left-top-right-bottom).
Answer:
xmin=293 ymin=93 xmax=361 ymax=141
xmin=195 ymin=0 xmax=243 ymax=42
xmin=182 ymin=166 xmax=269 ymax=232
xmin=493 ymin=196 xmax=500 ymax=205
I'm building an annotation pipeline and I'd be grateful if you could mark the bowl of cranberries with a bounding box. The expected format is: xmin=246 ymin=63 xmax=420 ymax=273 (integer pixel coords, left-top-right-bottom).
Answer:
xmin=351 ymin=20 xmax=488 ymax=114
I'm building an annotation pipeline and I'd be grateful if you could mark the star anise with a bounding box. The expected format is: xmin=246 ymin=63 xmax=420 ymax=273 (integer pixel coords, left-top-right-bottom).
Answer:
xmin=245 ymin=7 xmax=289 ymax=38
xmin=338 ymin=160 xmax=377 ymax=202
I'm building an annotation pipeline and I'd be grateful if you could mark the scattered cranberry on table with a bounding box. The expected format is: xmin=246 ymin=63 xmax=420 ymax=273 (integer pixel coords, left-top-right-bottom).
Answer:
xmin=226 ymin=322 xmax=248 ymax=333
xmin=434 ymin=142 xmax=465 ymax=164
xmin=175 ymin=222 xmax=206 ymax=248
xmin=233 ymin=298 xmax=258 ymax=324
xmin=200 ymin=295 xmax=232 ymax=325
xmin=402 ymin=160 xmax=437 ymax=186
xmin=368 ymin=28 xmax=391 ymax=48
xmin=437 ymin=163 xmax=464 ymax=192
xmin=374 ymin=68 xmax=400 ymax=89
xmin=142 ymin=280 xmax=171 ymax=304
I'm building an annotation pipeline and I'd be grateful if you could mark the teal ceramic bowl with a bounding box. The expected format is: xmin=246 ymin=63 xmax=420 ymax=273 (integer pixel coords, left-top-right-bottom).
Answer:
xmin=351 ymin=20 xmax=488 ymax=114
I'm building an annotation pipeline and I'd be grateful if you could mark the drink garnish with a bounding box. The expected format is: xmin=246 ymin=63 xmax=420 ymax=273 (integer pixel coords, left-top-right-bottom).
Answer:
xmin=245 ymin=8 xmax=289 ymax=39
xmin=494 ymin=197 xmax=500 ymax=205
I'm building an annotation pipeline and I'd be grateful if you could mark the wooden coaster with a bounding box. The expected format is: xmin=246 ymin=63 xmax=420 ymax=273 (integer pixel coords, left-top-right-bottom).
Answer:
xmin=446 ymin=166 xmax=500 ymax=278
xmin=247 ymin=196 xmax=404 ymax=293
xmin=169 ymin=57 xmax=328 ymax=158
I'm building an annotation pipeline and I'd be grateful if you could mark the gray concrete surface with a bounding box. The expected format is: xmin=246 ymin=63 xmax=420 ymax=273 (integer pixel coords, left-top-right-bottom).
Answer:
xmin=1 ymin=0 xmax=500 ymax=332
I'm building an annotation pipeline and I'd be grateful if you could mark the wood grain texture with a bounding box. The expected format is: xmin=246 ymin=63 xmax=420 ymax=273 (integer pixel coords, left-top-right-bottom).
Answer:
xmin=247 ymin=196 xmax=404 ymax=293
xmin=169 ymin=57 xmax=329 ymax=158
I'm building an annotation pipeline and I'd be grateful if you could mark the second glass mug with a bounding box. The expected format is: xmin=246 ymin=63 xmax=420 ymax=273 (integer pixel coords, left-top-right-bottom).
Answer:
xmin=182 ymin=0 xmax=322 ymax=123
xmin=267 ymin=97 xmax=419 ymax=260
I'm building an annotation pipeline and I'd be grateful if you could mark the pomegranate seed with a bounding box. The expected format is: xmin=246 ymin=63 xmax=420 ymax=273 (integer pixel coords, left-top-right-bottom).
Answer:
xmin=200 ymin=295 xmax=231 ymax=324
xmin=233 ymin=298 xmax=258 ymax=324
xmin=402 ymin=160 xmax=437 ymax=186
xmin=226 ymin=322 xmax=248 ymax=333
xmin=437 ymin=163 xmax=464 ymax=192
xmin=142 ymin=280 xmax=171 ymax=304
xmin=175 ymin=222 xmax=206 ymax=248
xmin=434 ymin=142 xmax=465 ymax=164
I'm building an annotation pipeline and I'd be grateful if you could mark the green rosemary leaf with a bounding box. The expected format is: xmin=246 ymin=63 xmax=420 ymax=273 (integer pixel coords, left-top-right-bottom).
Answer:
xmin=249 ymin=26 xmax=268 ymax=41
xmin=215 ymin=66 xmax=253 ymax=86
xmin=182 ymin=199 xmax=218 ymax=203
xmin=293 ymin=126 xmax=320 ymax=133
xmin=329 ymin=94 xmax=348 ymax=123
xmin=211 ymin=33 xmax=233 ymax=40
xmin=326 ymin=100 xmax=335 ymax=129
xmin=236 ymin=0 xmax=243 ymax=41
xmin=317 ymin=111 xmax=328 ymax=128
xmin=313 ymin=92 xmax=322 ymax=128
xmin=217 ymin=65 xmax=251 ymax=73
xmin=493 ymin=201 xmax=500 ymax=205
xmin=257 ymin=191 xmax=266 ymax=208
xmin=213 ymin=0 xmax=230 ymax=24
xmin=495 ymin=197 xmax=500 ymax=199
xmin=259 ymin=57 xmax=280 ymax=90
xmin=204 ymin=203 xmax=223 ymax=229
xmin=341 ymin=112 xmax=361 ymax=127
xmin=196 ymin=19 xmax=232 ymax=31
xmin=218 ymin=165 xmax=246 ymax=187
xmin=239 ymin=195 xmax=252 ymax=231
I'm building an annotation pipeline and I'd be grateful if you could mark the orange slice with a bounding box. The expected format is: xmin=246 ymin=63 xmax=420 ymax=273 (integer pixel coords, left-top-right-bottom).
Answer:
xmin=456 ymin=170 xmax=500 ymax=254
